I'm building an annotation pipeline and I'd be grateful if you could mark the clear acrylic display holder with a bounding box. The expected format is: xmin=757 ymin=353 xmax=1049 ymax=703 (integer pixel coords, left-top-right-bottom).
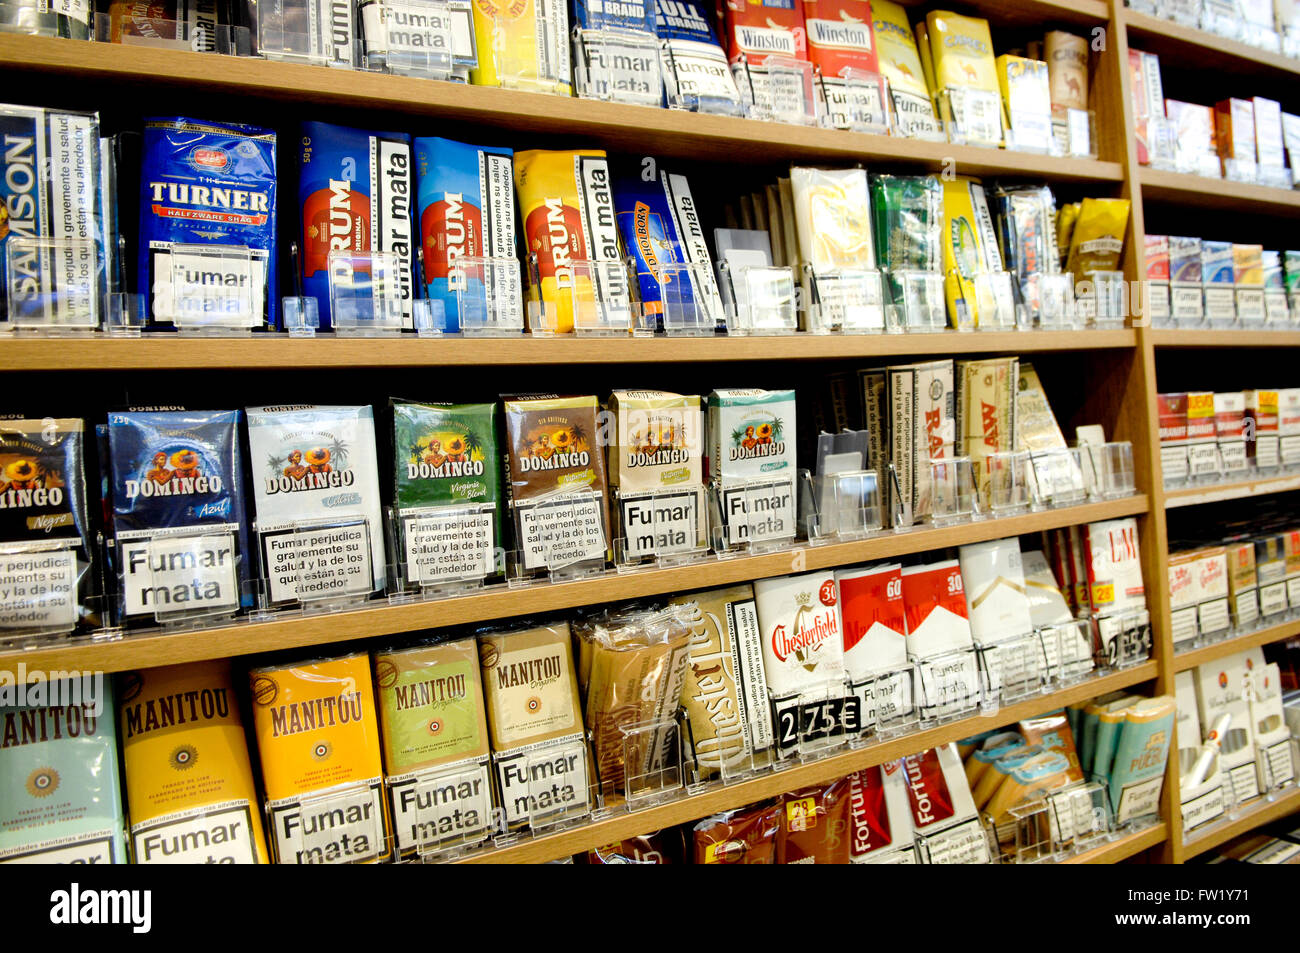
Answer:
xmin=1027 ymin=447 xmax=1087 ymax=508
xmin=1082 ymin=441 xmax=1136 ymax=500
xmin=612 ymin=485 xmax=708 ymax=569
xmin=1243 ymin=23 xmax=1283 ymax=53
xmin=716 ymin=260 xmax=797 ymax=335
xmin=392 ymin=757 xmax=497 ymax=862
xmin=1059 ymin=108 xmax=1098 ymax=159
xmin=1203 ymin=280 xmax=1237 ymax=326
xmin=1201 ymin=4 xmax=1245 ymax=40
xmin=1004 ymin=107 xmax=1056 ymax=156
xmin=805 ymin=267 xmax=887 ymax=333
xmin=1039 ymin=618 xmax=1099 ymax=684
xmin=167 ymin=243 xmax=261 ymax=333
xmin=1032 ymin=273 xmax=1078 ymax=329
xmin=616 ymin=715 xmax=688 ymax=809
xmin=976 ymin=632 xmax=1046 ymax=708
xmin=1077 ymin=271 xmax=1126 ymax=328
xmin=914 ymin=816 xmax=995 ymax=865
xmin=659 ymin=41 xmax=746 ymax=117
xmin=277 ymin=781 xmax=389 ymax=865
xmin=105 ymin=293 xmax=146 ymax=336
xmin=799 ymin=468 xmax=882 ymax=542
xmin=885 ymin=269 xmax=945 ymax=331
xmin=1255 ymin=725 xmax=1296 ymax=795
xmin=0 ymin=538 xmax=82 ymax=642
xmin=1171 ymin=280 xmax=1204 ymax=325
xmin=927 ymin=455 xmax=979 ymax=526
xmin=257 ymin=516 xmax=376 ymax=611
xmin=915 ymin=646 xmax=983 ymax=723
xmin=1096 ymin=607 xmax=1152 ymax=669
xmin=94 ymin=12 xmax=252 ymax=52
xmin=1285 ymin=25 xmax=1300 ymax=57
xmin=1007 ymin=781 xmax=1113 ymax=862
xmin=124 ymin=527 xmax=243 ymax=630
xmin=423 ymin=254 xmax=524 ymax=336
xmin=1164 ymin=0 xmax=1201 ymax=25
xmin=2 ymin=237 xmax=100 ymax=333
xmin=1236 ymin=282 xmax=1266 ymax=326
xmin=487 ymin=6 xmax=569 ymax=92
xmin=491 ymin=737 xmax=596 ymax=842
xmin=708 ymin=476 xmax=798 ymax=555
xmin=942 ymin=86 xmax=1003 ymax=148
xmin=1146 ymin=117 xmax=1179 ymax=171
xmin=257 ymin=1 xmax=358 ymax=67
xmin=572 ymin=26 xmax=662 ymax=106
xmin=823 ymin=67 xmax=891 ymax=134
xmin=527 ymin=255 xmax=640 ymax=336
xmin=1147 ymin=279 xmax=1173 ymax=327
xmin=1264 ymin=285 xmax=1291 ymax=324
xmin=981 ymin=450 xmax=1032 ymax=515
xmin=328 ymin=250 xmax=407 ymax=335
xmin=281 ymin=295 xmax=321 ymax=336
xmin=507 ymin=488 xmax=607 ymax=585
xmin=357 ymin=0 xmax=456 ymax=78
xmin=856 ymin=663 xmax=918 ymax=740
xmin=1256 ymin=165 xmax=1293 ymax=189
xmin=1222 ymin=156 xmax=1259 ymax=184
xmin=658 ymin=260 xmax=725 ymax=336
xmin=1173 ymin=135 xmax=1224 ymax=178
xmin=769 ymin=680 xmax=856 ymax=762
xmin=392 ymin=501 xmax=498 ymax=598
xmin=740 ymin=56 xmax=817 ymax=126
xmin=1180 ymin=759 xmax=1230 ymax=834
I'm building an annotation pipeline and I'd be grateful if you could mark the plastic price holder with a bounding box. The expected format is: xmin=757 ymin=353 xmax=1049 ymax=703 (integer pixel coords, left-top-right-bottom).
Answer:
xmin=800 ymin=468 xmax=882 ymax=543
xmin=1285 ymin=25 xmax=1300 ymax=56
xmin=1201 ymin=0 xmax=1245 ymax=40
xmin=1032 ymin=273 xmax=1076 ymax=329
xmin=981 ymin=450 xmax=1031 ymax=515
xmin=1059 ymin=108 xmax=1097 ymax=159
xmin=281 ymin=295 xmax=321 ymax=336
xmin=93 ymin=12 xmax=251 ymax=52
xmin=1003 ymin=103 xmax=1055 ymax=156
xmin=386 ymin=756 xmax=495 ymax=861
xmin=769 ymin=680 xmax=857 ymax=762
xmin=104 ymin=292 xmax=146 ymax=337
xmin=1144 ymin=117 xmax=1179 ymax=171
xmin=1236 ymin=282 xmax=1267 ymax=327
xmin=118 ymin=527 xmax=242 ymax=629
xmin=1171 ymin=279 xmax=1205 ymax=325
xmin=1038 ymin=619 xmax=1098 ymax=684
xmin=686 ymin=730 xmax=772 ymax=792
xmin=257 ymin=0 xmax=359 ymax=68
xmin=914 ymin=647 xmax=982 ymax=723
xmin=495 ymin=736 xmax=594 ymax=837
xmin=884 ymin=269 xmax=944 ymax=331
xmin=1222 ymin=156 xmax=1259 ymax=185
xmin=487 ymin=4 xmax=569 ymax=93
xmin=1027 ymin=447 xmax=1086 ymax=509
xmin=612 ymin=485 xmax=707 ymax=570
xmin=1257 ymin=165 xmax=1294 ymax=189
xmin=659 ymin=40 xmax=746 ymax=116
xmin=526 ymin=255 xmax=639 ymax=336
xmin=708 ymin=476 xmax=798 ymax=554
xmin=270 ymin=780 xmax=389 ymax=865
xmin=976 ymin=632 xmax=1046 ymax=709
xmin=357 ymin=0 xmax=462 ymax=79
xmin=432 ymin=254 xmax=526 ymax=336
xmin=507 ymin=487 xmax=607 ymax=585
xmin=1264 ymin=286 xmax=1291 ymax=324
xmin=945 ymin=267 xmax=985 ymax=332
xmin=1081 ymin=441 xmax=1135 ymax=500
xmin=1255 ymin=720 xmax=1296 ymax=794
xmin=0 ymin=539 xmax=82 ymax=643
xmin=3 ymin=237 xmax=100 ymax=332
xmin=819 ymin=67 xmax=891 ymax=134
xmin=1164 ymin=0 xmax=1201 ymax=25
xmin=914 ymin=816 xmax=995 ymax=865
xmin=1180 ymin=756 xmax=1229 ymax=834
xmin=658 ymin=260 xmax=726 ymax=336
xmin=395 ymin=501 xmax=497 ymax=594
xmin=328 ymin=250 xmax=408 ymax=335
xmin=943 ymin=86 xmax=1002 ymax=148
xmin=258 ymin=517 xmax=376 ymax=610
xmin=738 ymin=55 xmax=817 ymax=126
xmin=716 ymin=260 xmax=797 ymax=335
xmin=164 ymin=243 xmax=262 ymax=333
xmin=1095 ymin=608 xmax=1152 ymax=669
xmin=1008 ymin=781 xmax=1111 ymax=862
xmin=572 ymin=25 xmax=663 ymax=106
xmin=1147 ymin=278 xmax=1173 ymax=327
xmin=806 ymin=268 xmax=886 ymax=333
xmin=1077 ymin=270 xmax=1126 ymax=328
xmin=854 ymin=662 xmax=918 ymax=741
xmin=927 ymin=455 xmax=978 ymax=527
xmin=617 ymin=715 xmax=688 ymax=809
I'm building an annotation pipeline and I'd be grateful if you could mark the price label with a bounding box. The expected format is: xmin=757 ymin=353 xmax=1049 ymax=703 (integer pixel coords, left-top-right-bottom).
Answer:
xmin=1171 ymin=283 xmax=1203 ymax=322
xmin=619 ymin=489 xmax=701 ymax=560
xmin=720 ymin=479 xmax=796 ymax=546
xmin=949 ymin=87 xmax=1001 ymax=146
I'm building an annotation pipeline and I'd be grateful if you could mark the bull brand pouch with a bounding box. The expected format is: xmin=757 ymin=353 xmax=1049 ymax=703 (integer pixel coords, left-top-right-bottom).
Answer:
xmin=0 ymin=418 xmax=94 ymax=640
xmin=107 ymin=410 xmax=251 ymax=625
xmin=299 ymin=121 xmax=416 ymax=330
xmin=138 ymin=117 xmax=278 ymax=330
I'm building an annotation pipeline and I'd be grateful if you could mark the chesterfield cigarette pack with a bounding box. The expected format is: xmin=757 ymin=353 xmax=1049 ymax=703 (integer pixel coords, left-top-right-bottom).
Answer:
xmin=249 ymin=653 xmax=390 ymax=864
xmin=790 ymin=166 xmax=875 ymax=273
xmin=120 ymin=660 xmax=269 ymax=864
xmin=722 ymin=0 xmax=808 ymax=107
xmin=0 ymin=106 xmax=105 ymax=327
xmin=754 ymin=569 xmax=847 ymax=697
xmin=0 ymin=680 xmax=126 ymax=863
xmin=941 ymin=177 xmax=1002 ymax=328
xmin=869 ymin=0 xmax=939 ymax=137
xmin=139 ymin=117 xmax=277 ymax=328
xmin=414 ymin=136 xmax=520 ymax=333
xmin=888 ymin=359 xmax=955 ymax=523
xmin=955 ymin=356 xmax=1018 ymax=504
xmin=468 ymin=0 xmax=570 ymax=92
xmin=1044 ymin=30 xmax=1087 ymax=115
xmin=848 ymin=763 xmax=915 ymax=863
xmin=655 ymin=0 xmax=745 ymax=114
xmin=668 ymin=584 xmax=774 ymax=774
xmin=514 ymin=149 xmax=632 ymax=333
xmin=925 ymin=11 xmax=1000 ymax=146
xmin=803 ymin=0 xmax=877 ymax=128
xmin=299 ymin=122 xmax=416 ymax=330
xmin=374 ymin=638 xmax=493 ymax=854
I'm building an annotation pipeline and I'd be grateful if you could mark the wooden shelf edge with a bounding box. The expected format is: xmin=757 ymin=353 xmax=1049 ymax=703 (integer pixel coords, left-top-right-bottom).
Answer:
xmin=1061 ymin=822 xmax=1168 ymax=864
xmin=1164 ymin=473 xmax=1300 ymax=508
xmin=0 ymin=330 xmax=1140 ymax=371
xmin=456 ymin=663 xmax=1159 ymax=864
xmin=1149 ymin=329 xmax=1300 ymax=348
xmin=1121 ymin=8 xmax=1300 ymax=78
xmin=1181 ymin=786 xmax=1300 ymax=859
xmin=1138 ymin=168 xmax=1300 ymax=213
xmin=1172 ymin=618 xmax=1300 ymax=672
xmin=0 ymin=495 xmax=1148 ymax=679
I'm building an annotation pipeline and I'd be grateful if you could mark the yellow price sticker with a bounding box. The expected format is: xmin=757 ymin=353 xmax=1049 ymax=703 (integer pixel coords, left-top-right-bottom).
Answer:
xmin=786 ymin=796 xmax=817 ymax=833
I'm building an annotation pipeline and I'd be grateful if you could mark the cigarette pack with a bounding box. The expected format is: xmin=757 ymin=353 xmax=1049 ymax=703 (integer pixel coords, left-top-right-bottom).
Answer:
xmin=1126 ymin=50 xmax=1164 ymax=165
xmin=1244 ymin=390 xmax=1280 ymax=469
xmin=1044 ymin=30 xmax=1087 ymax=115
xmin=1169 ymin=235 xmax=1202 ymax=283
xmin=888 ymin=359 xmax=955 ymax=523
xmin=901 ymin=744 xmax=989 ymax=863
xmin=803 ymin=0 xmax=878 ymax=129
xmin=1107 ymin=696 xmax=1175 ymax=822
xmin=468 ymin=0 xmax=570 ymax=91
xmin=1084 ymin=517 xmax=1145 ymax=615
xmin=1286 ymin=530 xmax=1300 ymax=611
xmin=1253 ymin=97 xmax=1285 ymax=168
xmin=753 ymin=569 xmax=847 ymax=697
xmin=655 ymin=0 xmax=745 ymax=113
xmin=1255 ymin=535 xmax=1288 ymax=618
xmin=959 ymin=538 xmax=1033 ymax=645
xmin=1175 ymin=669 xmax=1202 ymax=774
xmin=1169 ymin=550 xmax=1200 ymax=646
xmin=1166 ymin=100 xmax=1217 ymax=160
xmin=848 ymin=763 xmax=915 ymax=863
xmin=722 ymin=0 xmax=808 ymax=109
xmin=1215 ymin=98 xmax=1257 ymax=164
xmin=836 ymin=562 xmax=907 ymax=676
xmin=1281 ymin=389 xmax=1300 ymax=468
xmin=790 ymin=166 xmax=876 ymax=273
xmin=900 ymin=558 xmax=972 ymax=659
xmin=924 ymin=11 xmax=1000 ymax=146
xmin=1226 ymin=540 xmax=1259 ymax=630
xmin=1187 ymin=391 xmax=1219 ymax=478
xmin=1021 ymin=550 xmax=1072 ymax=627
xmin=940 ymin=177 xmax=1003 ymax=327
xmin=1158 ymin=392 xmax=1189 ymax=484
xmin=1214 ymin=391 xmax=1248 ymax=474
xmin=1234 ymin=244 xmax=1264 ymax=284
xmin=869 ymin=0 xmax=939 ymax=137
xmin=1249 ymin=662 xmax=1295 ymax=789
xmin=1194 ymin=654 xmax=1261 ymax=804
xmin=996 ymin=55 xmax=1051 ymax=150
xmin=1192 ymin=546 xmax=1229 ymax=637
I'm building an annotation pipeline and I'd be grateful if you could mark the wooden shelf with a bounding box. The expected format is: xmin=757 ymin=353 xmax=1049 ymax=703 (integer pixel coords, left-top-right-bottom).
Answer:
xmin=1182 ymin=786 xmax=1300 ymax=859
xmin=1061 ymin=822 xmax=1168 ymax=864
xmin=1149 ymin=328 xmax=1300 ymax=347
xmin=455 ymin=663 xmax=1158 ymax=864
xmin=1139 ymin=168 xmax=1300 ymax=215
xmin=1122 ymin=9 xmax=1300 ymax=80
xmin=0 ymin=35 xmax=1122 ymax=182
xmin=0 ymin=495 xmax=1147 ymax=679
xmin=1164 ymin=472 xmax=1300 ymax=508
xmin=1172 ymin=618 xmax=1300 ymax=673
xmin=0 ymin=330 xmax=1138 ymax=371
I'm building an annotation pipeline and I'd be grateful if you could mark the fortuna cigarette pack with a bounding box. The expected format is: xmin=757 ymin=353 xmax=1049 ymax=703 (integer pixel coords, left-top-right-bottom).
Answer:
xmin=848 ymin=763 xmax=916 ymax=863
xmin=901 ymin=744 xmax=990 ymax=863
xmin=869 ymin=0 xmax=939 ymax=137
xmin=468 ymin=0 xmax=571 ymax=92
xmin=120 ymin=660 xmax=270 ymax=864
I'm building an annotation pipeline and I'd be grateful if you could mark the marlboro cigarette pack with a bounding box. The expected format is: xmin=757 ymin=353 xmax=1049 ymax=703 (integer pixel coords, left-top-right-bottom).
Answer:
xmin=121 ymin=660 xmax=269 ymax=864
xmin=754 ymin=569 xmax=847 ymax=697
xmin=836 ymin=562 xmax=907 ymax=677
xmin=900 ymin=558 xmax=972 ymax=659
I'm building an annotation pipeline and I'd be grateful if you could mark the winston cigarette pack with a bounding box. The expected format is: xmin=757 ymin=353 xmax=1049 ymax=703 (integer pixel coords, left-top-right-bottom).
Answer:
xmin=804 ymin=0 xmax=878 ymax=129
xmin=722 ymin=0 xmax=809 ymax=111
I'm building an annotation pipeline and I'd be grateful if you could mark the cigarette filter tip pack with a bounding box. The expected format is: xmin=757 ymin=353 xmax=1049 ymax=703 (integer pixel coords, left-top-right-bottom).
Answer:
xmin=120 ymin=660 xmax=269 ymax=864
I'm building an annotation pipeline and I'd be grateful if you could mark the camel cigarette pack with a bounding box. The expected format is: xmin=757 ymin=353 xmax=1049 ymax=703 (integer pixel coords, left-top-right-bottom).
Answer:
xmin=0 ymin=681 xmax=126 ymax=863
xmin=1044 ymin=30 xmax=1087 ymax=115
xmin=414 ymin=136 xmax=519 ymax=333
xmin=0 ymin=105 xmax=104 ymax=326
xmin=246 ymin=405 xmax=387 ymax=603
xmin=848 ymin=764 xmax=915 ymax=863
xmin=869 ymin=0 xmax=938 ymax=137
xmin=107 ymin=410 xmax=251 ymax=621
xmin=722 ymin=0 xmax=808 ymax=108
xmin=120 ymin=660 xmax=269 ymax=864
xmin=996 ymin=55 xmax=1051 ymax=150
xmin=374 ymin=639 xmax=492 ymax=854
xmin=392 ymin=400 xmax=501 ymax=585
xmin=655 ymin=0 xmax=745 ymax=113
xmin=250 ymin=654 xmax=390 ymax=864
xmin=298 ymin=122 xmax=415 ymax=330
xmin=803 ymin=0 xmax=878 ymax=128
xmin=925 ymin=11 xmax=1000 ymax=146
xmin=613 ymin=164 xmax=723 ymax=322
xmin=138 ymin=117 xmax=277 ymax=328
xmin=468 ymin=0 xmax=570 ymax=92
